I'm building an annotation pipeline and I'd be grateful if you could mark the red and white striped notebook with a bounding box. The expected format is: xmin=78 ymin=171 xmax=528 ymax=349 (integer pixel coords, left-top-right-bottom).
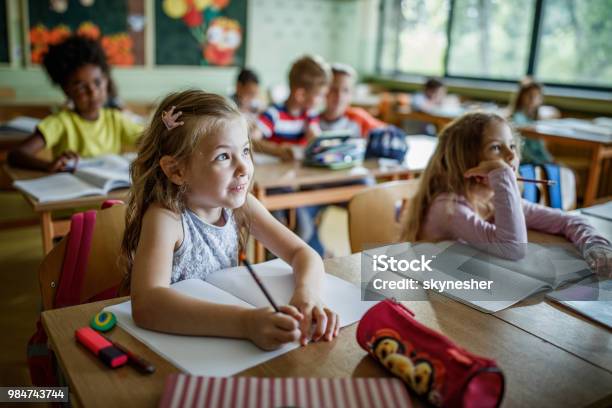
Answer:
xmin=159 ymin=374 xmax=412 ymax=408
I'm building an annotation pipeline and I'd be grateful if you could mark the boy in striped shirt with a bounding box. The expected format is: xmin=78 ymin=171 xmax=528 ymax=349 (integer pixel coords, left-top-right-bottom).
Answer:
xmin=254 ymin=55 xmax=331 ymax=160
xmin=252 ymin=55 xmax=331 ymax=255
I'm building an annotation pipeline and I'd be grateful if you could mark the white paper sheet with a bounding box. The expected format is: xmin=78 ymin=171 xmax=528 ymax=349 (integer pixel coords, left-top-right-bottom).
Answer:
xmin=582 ymin=202 xmax=612 ymax=222
xmin=363 ymin=241 xmax=592 ymax=313
xmin=105 ymin=259 xmax=376 ymax=376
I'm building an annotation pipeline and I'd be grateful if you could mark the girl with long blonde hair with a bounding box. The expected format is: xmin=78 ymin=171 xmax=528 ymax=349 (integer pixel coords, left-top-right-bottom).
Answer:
xmin=122 ymin=90 xmax=339 ymax=350
xmin=402 ymin=112 xmax=611 ymax=275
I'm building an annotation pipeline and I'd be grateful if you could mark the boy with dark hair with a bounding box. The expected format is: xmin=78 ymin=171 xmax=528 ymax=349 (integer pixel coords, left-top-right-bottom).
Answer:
xmin=8 ymin=35 xmax=142 ymax=172
xmin=232 ymin=68 xmax=261 ymax=117
xmin=411 ymin=77 xmax=447 ymax=112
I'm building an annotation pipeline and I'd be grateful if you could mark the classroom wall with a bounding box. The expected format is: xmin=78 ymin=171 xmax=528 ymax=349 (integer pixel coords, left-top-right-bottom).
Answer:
xmin=0 ymin=0 xmax=379 ymax=106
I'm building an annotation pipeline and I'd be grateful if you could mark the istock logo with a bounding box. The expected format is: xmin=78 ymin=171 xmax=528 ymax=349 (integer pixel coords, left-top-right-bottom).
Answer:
xmin=372 ymin=254 xmax=434 ymax=272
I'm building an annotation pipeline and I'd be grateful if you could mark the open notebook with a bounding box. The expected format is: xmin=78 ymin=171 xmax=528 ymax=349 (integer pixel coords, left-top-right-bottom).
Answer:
xmin=105 ymin=259 xmax=375 ymax=376
xmin=546 ymin=276 xmax=612 ymax=329
xmin=13 ymin=154 xmax=133 ymax=202
xmin=364 ymin=241 xmax=592 ymax=313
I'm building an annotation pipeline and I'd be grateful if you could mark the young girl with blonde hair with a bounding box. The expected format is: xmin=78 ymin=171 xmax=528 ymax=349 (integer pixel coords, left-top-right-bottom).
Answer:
xmin=122 ymin=90 xmax=339 ymax=350
xmin=402 ymin=112 xmax=611 ymax=276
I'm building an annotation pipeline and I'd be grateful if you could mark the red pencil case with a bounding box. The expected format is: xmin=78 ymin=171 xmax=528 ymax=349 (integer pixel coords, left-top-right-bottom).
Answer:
xmin=356 ymin=299 xmax=504 ymax=407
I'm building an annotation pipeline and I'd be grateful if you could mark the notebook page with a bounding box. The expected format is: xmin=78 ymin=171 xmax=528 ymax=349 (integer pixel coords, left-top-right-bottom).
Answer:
xmin=205 ymin=258 xmax=376 ymax=327
xmin=581 ymin=201 xmax=612 ymax=221
xmin=75 ymin=155 xmax=132 ymax=191
xmin=409 ymin=241 xmax=591 ymax=287
xmin=363 ymin=243 xmax=550 ymax=313
xmin=105 ymin=279 xmax=301 ymax=376
xmin=13 ymin=173 xmax=102 ymax=202
xmin=546 ymin=277 xmax=612 ymax=329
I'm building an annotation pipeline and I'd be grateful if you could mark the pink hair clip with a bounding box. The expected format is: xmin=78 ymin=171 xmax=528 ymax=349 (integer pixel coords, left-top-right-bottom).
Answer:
xmin=161 ymin=106 xmax=185 ymax=131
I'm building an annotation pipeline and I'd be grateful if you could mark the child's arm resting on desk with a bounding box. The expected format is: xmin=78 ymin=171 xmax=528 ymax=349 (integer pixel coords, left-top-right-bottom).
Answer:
xmin=523 ymin=201 xmax=612 ymax=276
xmin=245 ymin=194 xmax=340 ymax=345
xmin=130 ymin=204 xmax=302 ymax=350
xmin=251 ymin=137 xmax=295 ymax=161
xmin=7 ymin=130 xmax=78 ymax=172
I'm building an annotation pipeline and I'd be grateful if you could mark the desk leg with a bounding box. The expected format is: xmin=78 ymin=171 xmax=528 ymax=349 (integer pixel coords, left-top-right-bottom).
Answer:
xmin=253 ymin=186 xmax=266 ymax=263
xmin=41 ymin=211 xmax=54 ymax=255
xmin=584 ymin=146 xmax=603 ymax=206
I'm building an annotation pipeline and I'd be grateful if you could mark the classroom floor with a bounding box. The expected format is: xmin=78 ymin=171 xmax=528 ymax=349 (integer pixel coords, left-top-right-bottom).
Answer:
xmin=0 ymin=192 xmax=41 ymax=387
xmin=0 ymin=192 xmax=351 ymax=387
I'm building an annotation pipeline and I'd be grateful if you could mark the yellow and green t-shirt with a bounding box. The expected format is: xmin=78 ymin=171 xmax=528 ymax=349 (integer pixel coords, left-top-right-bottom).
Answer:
xmin=37 ymin=108 xmax=144 ymax=158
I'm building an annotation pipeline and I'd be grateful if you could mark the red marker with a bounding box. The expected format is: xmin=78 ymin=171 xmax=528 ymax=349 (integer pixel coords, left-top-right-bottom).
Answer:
xmin=75 ymin=327 xmax=127 ymax=368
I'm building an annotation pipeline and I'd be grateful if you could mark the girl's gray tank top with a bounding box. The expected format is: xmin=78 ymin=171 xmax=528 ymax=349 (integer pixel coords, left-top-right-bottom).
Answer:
xmin=171 ymin=208 xmax=239 ymax=283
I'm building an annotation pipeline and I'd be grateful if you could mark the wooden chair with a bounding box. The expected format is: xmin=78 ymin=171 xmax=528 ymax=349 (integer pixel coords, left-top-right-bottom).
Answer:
xmin=38 ymin=203 xmax=127 ymax=311
xmin=347 ymin=179 xmax=420 ymax=253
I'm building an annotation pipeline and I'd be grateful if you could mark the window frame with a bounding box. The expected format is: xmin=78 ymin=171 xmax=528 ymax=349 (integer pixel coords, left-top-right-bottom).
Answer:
xmin=377 ymin=0 xmax=612 ymax=92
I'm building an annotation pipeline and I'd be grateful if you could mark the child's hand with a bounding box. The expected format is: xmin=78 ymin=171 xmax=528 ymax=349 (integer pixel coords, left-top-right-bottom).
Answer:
xmin=304 ymin=123 xmax=321 ymax=143
xmin=584 ymin=245 xmax=612 ymax=278
xmin=290 ymin=287 xmax=340 ymax=345
xmin=47 ymin=150 xmax=79 ymax=173
xmin=244 ymin=305 xmax=303 ymax=351
xmin=464 ymin=159 xmax=511 ymax=184
xmin=276 ymin=144 xmax=295 ymax=161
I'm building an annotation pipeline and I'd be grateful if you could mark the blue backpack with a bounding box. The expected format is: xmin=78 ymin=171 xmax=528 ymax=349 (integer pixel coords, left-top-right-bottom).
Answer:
xmin=519 ymin=163 xmax=564 ymax=209
xmin=365 ymin=126 xmax=409 ymax=162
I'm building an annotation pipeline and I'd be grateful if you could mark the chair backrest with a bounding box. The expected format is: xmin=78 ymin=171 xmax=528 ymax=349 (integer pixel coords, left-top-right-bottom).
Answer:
xmin=38 ymin=203 xmax=127 ymax=310
xmin=348 ymin=179 xmax=420 ymax=253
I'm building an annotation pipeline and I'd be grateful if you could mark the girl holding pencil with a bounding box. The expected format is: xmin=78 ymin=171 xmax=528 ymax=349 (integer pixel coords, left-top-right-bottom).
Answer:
xmin=401 ymin=112 xmax=612 ymax=276
xmin=122 ymin=90 xmax=339 ymax=350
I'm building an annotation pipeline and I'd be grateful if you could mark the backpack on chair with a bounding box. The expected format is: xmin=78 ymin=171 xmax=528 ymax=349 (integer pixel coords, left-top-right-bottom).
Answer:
xmin=519 ymin=163 xmax=576 ymax=211
xmin=27 ymin=201 xmax=127 ymax=386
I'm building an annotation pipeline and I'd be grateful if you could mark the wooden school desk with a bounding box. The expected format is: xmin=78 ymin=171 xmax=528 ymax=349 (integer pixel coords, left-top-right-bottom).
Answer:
xmin=3 ymin=164 xmax=129 ymax=254
xmin=0 ymin=130 xmax=30 ymax=160
xmin=518 ymin=124 xmax=612 ymax=206
xmin=5 ymin=137 xmax=435 ymax=256
xmin=394 ymin=110 xmax=455 ymax=132
xmin=41 ymin=214 xmax=612 ymax=408
xmin=4 ymin=161 xmax=414 ymax=257
xmin=252 ymin=136 xmax=437 ymax=262
xmin=393 ymin=110 xmax=612 ymax=205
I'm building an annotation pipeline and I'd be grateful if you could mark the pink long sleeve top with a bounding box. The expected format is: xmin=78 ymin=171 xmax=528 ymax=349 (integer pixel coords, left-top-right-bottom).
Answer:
xmin=420 ymin=167 xmax=610 ymax=260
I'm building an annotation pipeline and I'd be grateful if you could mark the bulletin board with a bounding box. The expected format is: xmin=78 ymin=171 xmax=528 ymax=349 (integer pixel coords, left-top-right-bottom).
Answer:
xmin=155 ymin=0 xmax=247 ymax=66
xmin=26 ymin=0 xmax=145 ymax=66
xmin=0 ymin=0 xmax=9 ymax=64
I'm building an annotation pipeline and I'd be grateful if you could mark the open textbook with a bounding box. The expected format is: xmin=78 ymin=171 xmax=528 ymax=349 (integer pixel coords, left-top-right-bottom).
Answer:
xmin=363 ymin=241 xmax=592 ymax=313
xmin=13 ymin=154 xmax=134 ymax=202
xmin=105 ymin=259 xmax=375 ymax=376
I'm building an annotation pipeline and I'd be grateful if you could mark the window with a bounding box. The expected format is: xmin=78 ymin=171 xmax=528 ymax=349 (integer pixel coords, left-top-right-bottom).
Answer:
xmin=377 ymin=0 xmax=612 ymax=90
xmin=447 ymin=0 xmax=535 ymax=79
xmin=378 ymin=0 xmax=450 ymax=76
xmin=535 ymin=0 xmax=612 ymax=87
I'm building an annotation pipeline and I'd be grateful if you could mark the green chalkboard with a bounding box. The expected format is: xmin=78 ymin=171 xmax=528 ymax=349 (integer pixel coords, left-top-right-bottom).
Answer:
xmin=27 ymin=0 xmax=145 ymax=66
xmin=155 ymin=0 xmax=247 ymax=66
xmin=0 ymin=0 xmax=8 ymax=63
